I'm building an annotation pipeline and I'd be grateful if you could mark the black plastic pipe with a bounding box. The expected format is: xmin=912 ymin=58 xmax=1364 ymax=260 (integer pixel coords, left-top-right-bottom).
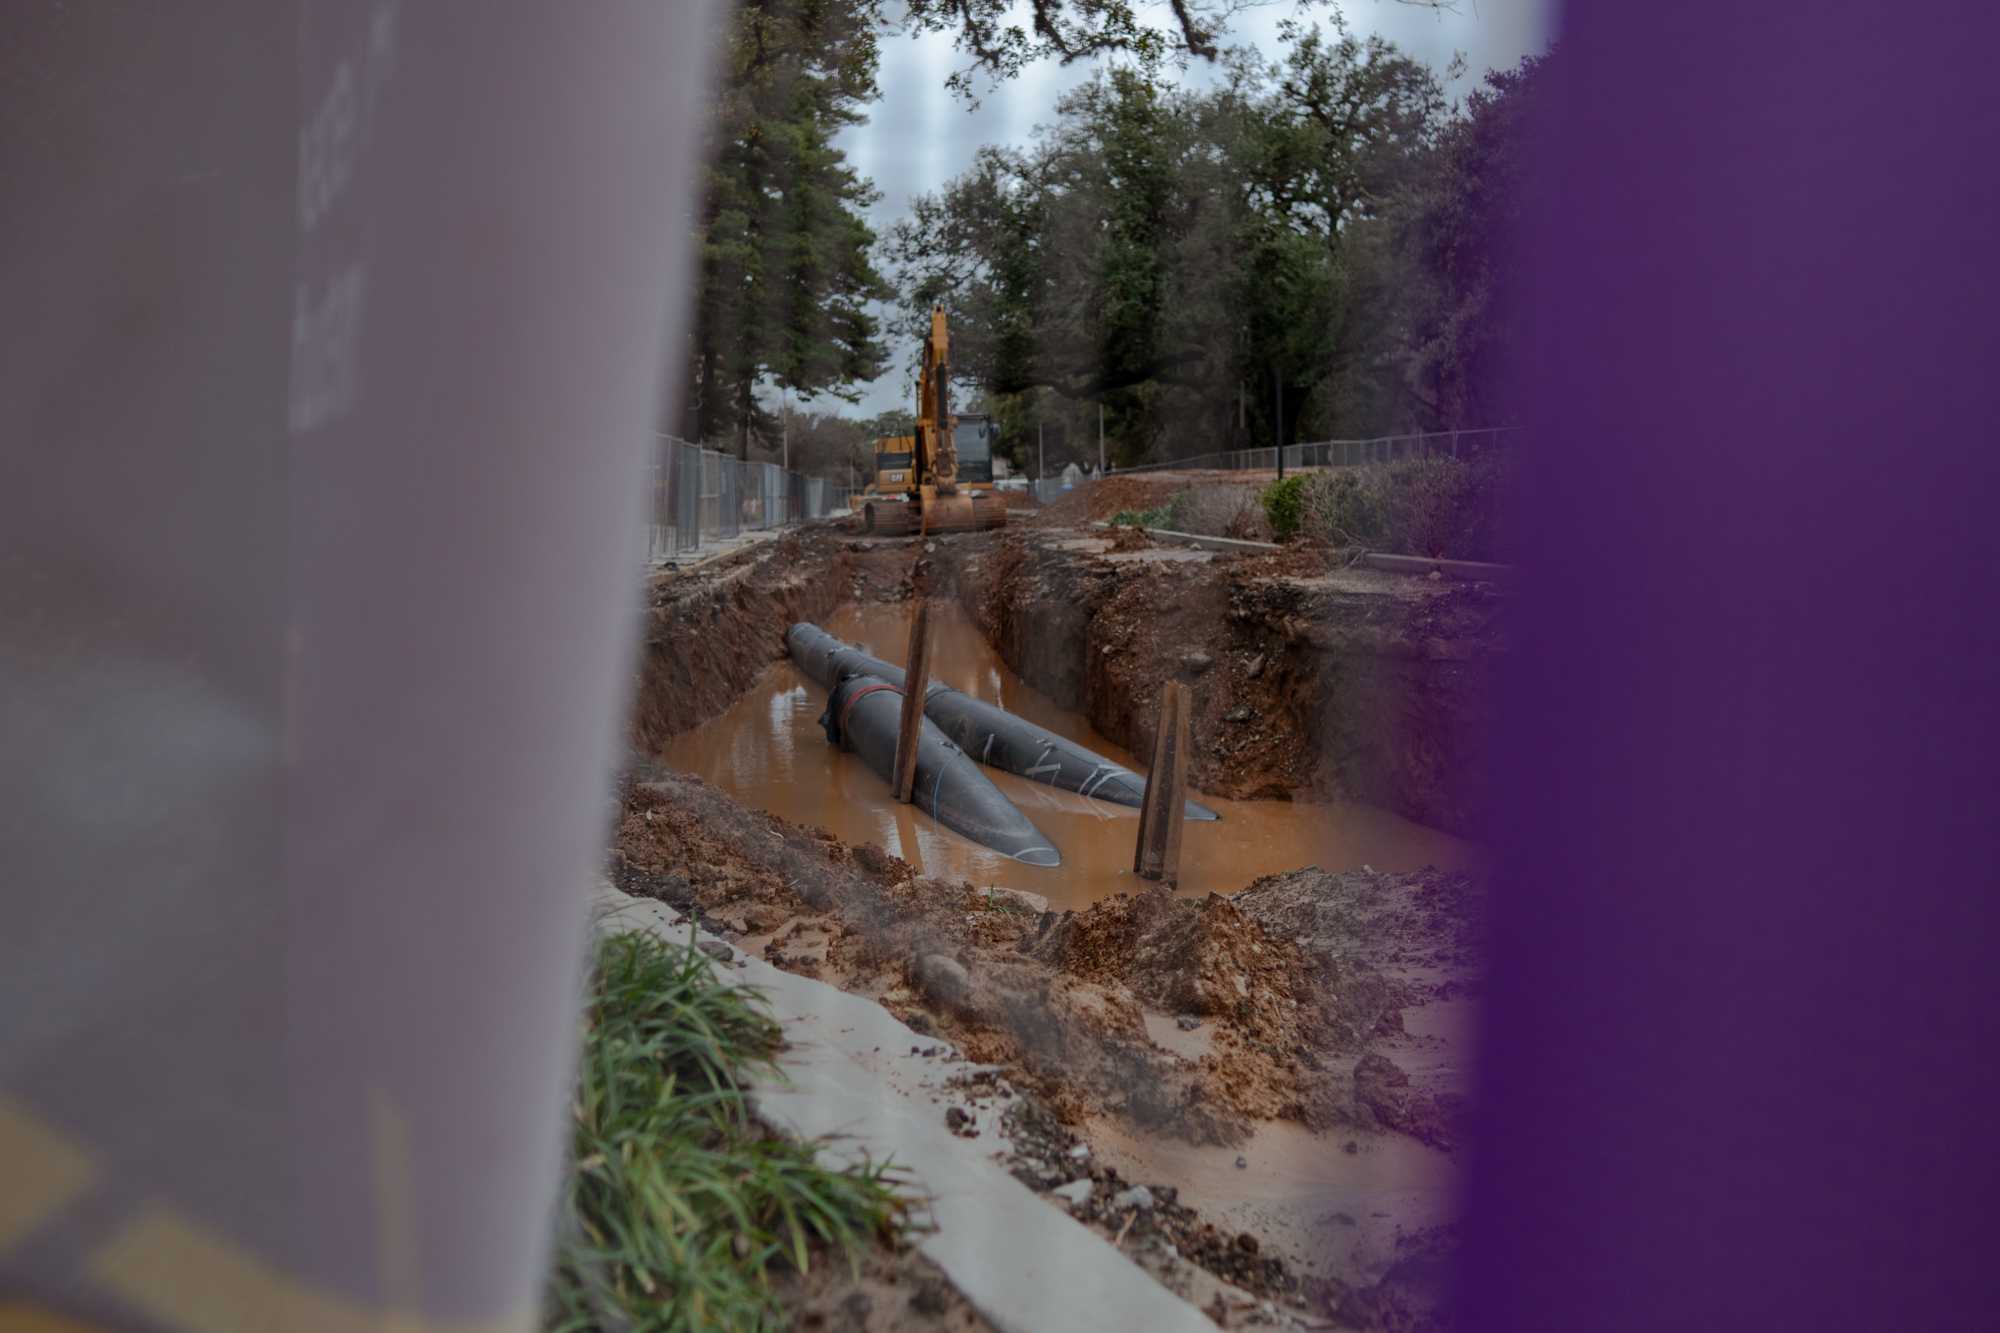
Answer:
xmin=819 ymin=673 xmax=1061 ymax=865
xmin=788 ymin=622 xmax=1221 ymax=821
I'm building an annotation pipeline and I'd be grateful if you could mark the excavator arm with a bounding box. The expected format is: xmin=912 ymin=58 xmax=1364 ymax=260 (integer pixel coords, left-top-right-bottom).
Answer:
xmin=916 ymin=306 xmax=958 ymax=494
xmin=863 ymin=306 xmax=1006 ymax=535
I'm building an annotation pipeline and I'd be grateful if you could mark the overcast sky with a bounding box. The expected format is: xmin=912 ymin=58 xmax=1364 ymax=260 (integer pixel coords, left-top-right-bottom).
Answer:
xmin=834 ymin=0 xmax=1553 ymax=416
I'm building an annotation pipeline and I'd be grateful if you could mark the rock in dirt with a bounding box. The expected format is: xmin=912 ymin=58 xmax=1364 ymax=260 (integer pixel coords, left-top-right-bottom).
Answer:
xmin=696 ymin=939 xmax=733 ymax=963
xmin=1354 ymin=1051 xmax=1411 ymax=1118
xmin=1051 ymin=1179 xmax=1093 ymax=1207
xmin=947 ymin=1065 xmax=1005 ymax=1088
xmin=945 ymin=1106 xmax=972 ymax=1133
xmin=1246 ymin=652 xmax=1266 ymax=678
xmin=1180 ymin=650 xmax=1215 ymax=675
xmin=1111 ymin=1185 xmax=1156 ymax=1211
xmin=982 ymin=886 xmax=1051 ymax=914
xmin=912 ymin=953 xmax=974 ymax=1014
xmin=1352 ymin=1050 xmax=1456 ymax=1147
xmin=1224 ymin=705 xmax=1256 ymax=723
xmin=910 ymin=1278 xmax=952 ymax=1317
xmin=1175 ymin=1015 xmax=1203 ymax=1031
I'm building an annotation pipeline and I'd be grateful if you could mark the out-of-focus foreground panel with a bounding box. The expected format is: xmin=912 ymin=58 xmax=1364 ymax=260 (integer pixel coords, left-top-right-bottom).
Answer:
xmin=1466 ymin=3 xmax=1998 ymax=1331
xmin=1 ymin=2 xmax=715 ymax=1328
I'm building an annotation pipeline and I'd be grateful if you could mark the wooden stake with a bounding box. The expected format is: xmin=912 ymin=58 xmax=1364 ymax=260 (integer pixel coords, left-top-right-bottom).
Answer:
xmin=892 ymin=599 xmax=933 ymax=803
xmin=1134 ymin=680 xmax=1190 ymax=884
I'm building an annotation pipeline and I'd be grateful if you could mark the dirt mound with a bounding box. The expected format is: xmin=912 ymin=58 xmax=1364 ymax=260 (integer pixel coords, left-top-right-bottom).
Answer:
xmin=1231 ymin=866 xmax=1485 ymax=996
xmin=1024 ymin=475 xmax=1188 ymax=526
xmin=1027 ymin=889 xmax=1304 ymax=1030
xmin=1025 ymin=889 xmax=1328 ymax=1124
xmin=1231 ymin=866 xmax=1487 ymax=1148
xmin=612 ymin=770 xmax=1253 ymax=1143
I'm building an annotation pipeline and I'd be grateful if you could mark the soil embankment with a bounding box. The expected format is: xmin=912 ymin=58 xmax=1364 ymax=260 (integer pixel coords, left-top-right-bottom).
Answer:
xmin=939 ymin=525 xmax=1504 ymax=835
xmin=628 ymin=529 xmax=910 ymax=749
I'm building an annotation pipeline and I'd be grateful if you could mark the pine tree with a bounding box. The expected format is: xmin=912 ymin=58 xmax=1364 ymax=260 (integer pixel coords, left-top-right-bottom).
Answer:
xmin=682 ymin=1 xmax=892 ymax=457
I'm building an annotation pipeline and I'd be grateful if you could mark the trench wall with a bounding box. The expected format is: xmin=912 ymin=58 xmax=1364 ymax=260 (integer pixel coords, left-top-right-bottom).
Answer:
xmin=943 ymin=532 xmax=1501 ymax=837
xmin=628 ymin=532 xmax=856 ymax=750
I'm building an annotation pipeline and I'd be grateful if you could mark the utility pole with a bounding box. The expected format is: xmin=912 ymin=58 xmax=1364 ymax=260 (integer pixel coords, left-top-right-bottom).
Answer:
xmin=781 ymin=385 xmax=789 ymax=470
xmin=1038 ymin=420 xmax=1044 ymax=480
xmin=1273 ymin=368 xmax=1284 ymax=479
xmin=1098 ymin=402 xmax=1106 ymax=475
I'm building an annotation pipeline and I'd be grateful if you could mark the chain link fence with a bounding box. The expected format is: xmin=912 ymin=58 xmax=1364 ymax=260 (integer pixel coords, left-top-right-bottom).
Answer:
xmin=1103 ymin=427 xmax=1519 ymax=477
xmin=646 ymin=435 xmax=855 ymax=562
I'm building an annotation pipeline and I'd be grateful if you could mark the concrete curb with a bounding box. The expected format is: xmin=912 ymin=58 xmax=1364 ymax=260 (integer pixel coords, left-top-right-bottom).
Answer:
xmin=1089 ymin=520 xmax=1515 ymax=580
xmin=589 ymin=882 xmax=1217 ymax=1333
xmin=1090 ymin=521 xmax=1279 ymax=555
xmin=1356 ymin=551 xmax=1514 ymax=582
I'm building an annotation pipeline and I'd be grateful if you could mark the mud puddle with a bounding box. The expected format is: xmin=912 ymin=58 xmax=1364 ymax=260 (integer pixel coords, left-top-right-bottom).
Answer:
xmin=661 ymin=601 xmax=1478 ymax=911
xmin=1087 ymin=1115 xmax=1460 ymax=1286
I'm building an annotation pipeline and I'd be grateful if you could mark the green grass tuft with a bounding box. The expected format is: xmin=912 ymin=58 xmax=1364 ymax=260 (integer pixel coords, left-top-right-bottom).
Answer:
xmin=1112 ymin=488 xmax=1184 ymax=528
xmin=546 ymin=930 xmax=910 ymax=1331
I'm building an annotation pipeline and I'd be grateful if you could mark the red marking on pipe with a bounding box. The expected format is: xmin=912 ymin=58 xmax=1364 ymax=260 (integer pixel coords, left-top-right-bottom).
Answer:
xmin=837 ymin=681 xmax=903 ymax=743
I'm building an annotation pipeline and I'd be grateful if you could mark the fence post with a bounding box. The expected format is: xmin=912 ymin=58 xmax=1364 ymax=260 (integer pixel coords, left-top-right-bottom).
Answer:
xmin=892 ymin=600 xmax=932 ymax=805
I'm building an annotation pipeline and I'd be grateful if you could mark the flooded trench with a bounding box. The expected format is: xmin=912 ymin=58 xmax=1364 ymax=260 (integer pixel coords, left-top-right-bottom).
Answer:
xmin=662 ymin=600 xmax=1478 ymax=912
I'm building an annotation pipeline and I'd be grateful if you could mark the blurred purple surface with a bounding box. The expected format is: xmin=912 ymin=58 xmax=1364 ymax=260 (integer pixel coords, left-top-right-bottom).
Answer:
xmin=1460 ymin=3 xmax=2000 ymax=1328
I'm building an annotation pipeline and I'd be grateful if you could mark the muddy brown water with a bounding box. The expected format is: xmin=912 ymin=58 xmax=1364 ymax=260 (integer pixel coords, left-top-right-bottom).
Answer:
xmin=662 ymin=602 xmax=1479 ymax=912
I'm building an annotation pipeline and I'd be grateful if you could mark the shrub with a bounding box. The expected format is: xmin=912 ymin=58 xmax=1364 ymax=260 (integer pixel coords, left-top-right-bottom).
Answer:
xmin=1261 ymin=475 xmax=1307 ymax=539
xmin=1293 ymin=454 xmax=1510 ymax=560
xmin=1298 ymin=469 xmax=1385 ymax=547
xmin=1172 ymin=485 xmax=1272 ymax=541
xmin=1109 ymin=502 xmax=1175 ymax=528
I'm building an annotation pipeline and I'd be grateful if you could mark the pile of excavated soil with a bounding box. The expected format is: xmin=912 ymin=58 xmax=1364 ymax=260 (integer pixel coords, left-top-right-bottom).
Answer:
xmin=1025 ymin=890 xmax=1322 ymax=1123
xmin=1233 ymin=866 xmax=1485 ymax=995
xmin=607 ymin=769 xmax=1345 ymax=1311
xmin=1025 ymin=475 xmax=1191 ymax=526
xmin=612 ymin=770 xmax=1485 ymax=1329
xmin=614 ymin=770 xmax=1246 ymax=1139
xmin=1232 ymin=866 xmax=1487 ymax=1150
xmin=1023 ymin=470 xmax=1281 ymax=529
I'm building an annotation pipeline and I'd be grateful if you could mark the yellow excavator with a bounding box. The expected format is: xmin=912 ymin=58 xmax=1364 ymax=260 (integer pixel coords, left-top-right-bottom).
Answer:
xmin=861 ymin=306 xmax=1009 ymax=535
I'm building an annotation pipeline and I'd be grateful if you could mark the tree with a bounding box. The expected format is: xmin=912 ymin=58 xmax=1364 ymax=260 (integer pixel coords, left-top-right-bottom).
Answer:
xmin=680 ymin=1 xmax=893 ymax=458
xmin=883 ymin=19 xmax=1450 ymax=462
xmin=898 ymin=0 xmax=1443 ymax=93
xmin=776 ymin=406 xmax=877 ymax=478
xmin=1400 ymin=53 xmax=1549 ymax=427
